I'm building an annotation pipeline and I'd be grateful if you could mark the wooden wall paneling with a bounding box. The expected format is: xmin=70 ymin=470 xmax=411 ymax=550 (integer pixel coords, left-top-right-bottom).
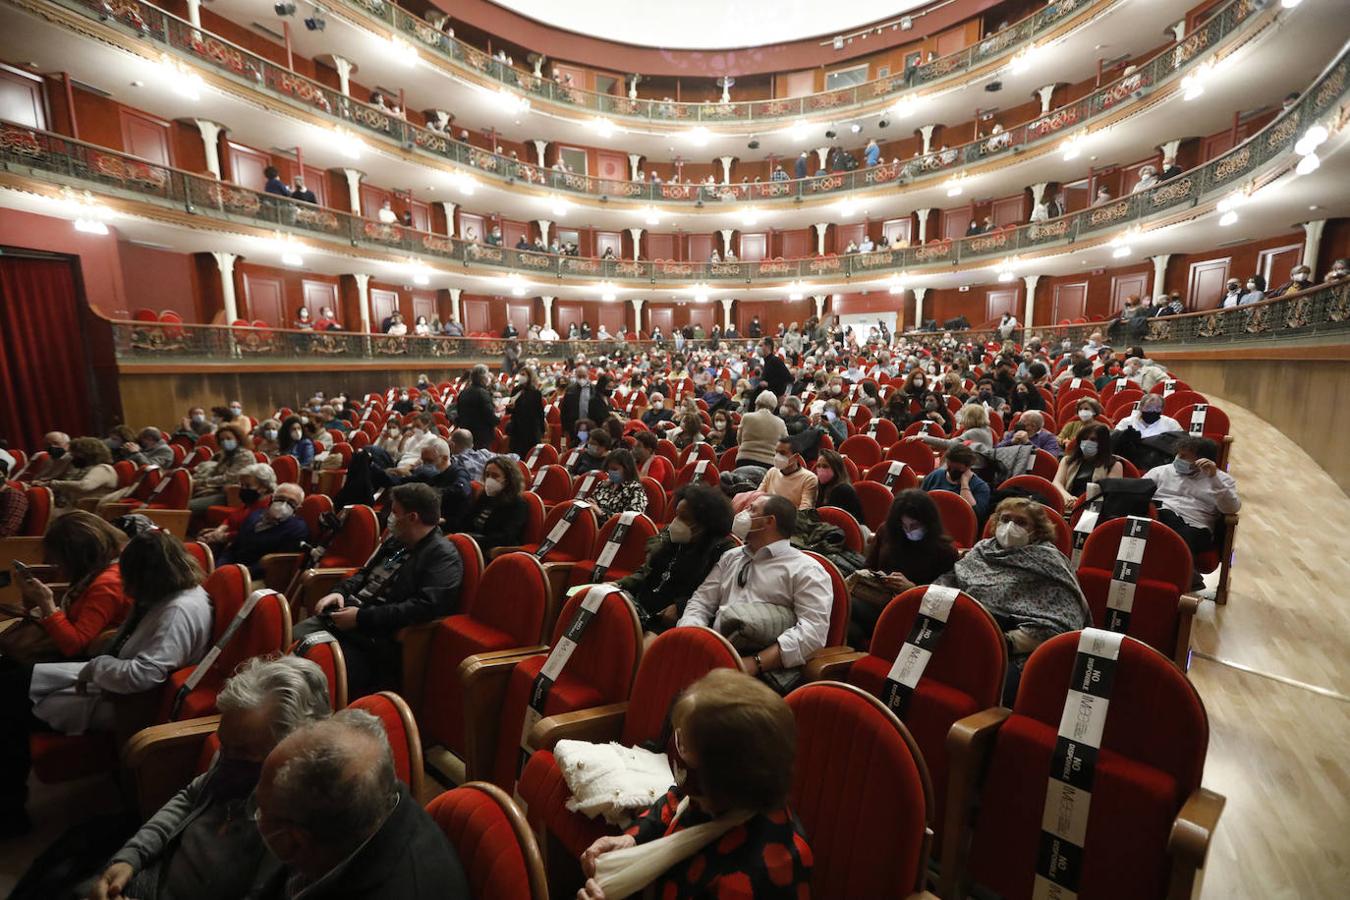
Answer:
xmin=688 ymin=234 xmax=714 ymax=261
xmin=459 ymin=213 xmax=486 ymax=242
xmin=506 ymin=301 xmax=533 ymax=333
xmin=740 ymin=233 xmax=767 ymax=261
xmin=648 ymin=306 xmax=674 ymax=336
xmin=502 ymin=219 xmax=529 ymax=249
xmin=595 ymin=150 xmax=629 ymax=183
xmin=598 ymin=303 xmax=625 ymax=335
xmin=941 ymin=208 xmax=972 ymax=241
xmin=410 ymin=200 xmax=432 ymax=232
xmin=302 ymin=164 xmax=329 ymax=208
xmin=780 ymin=228 xmax=812 ymax=258
xmin=1052 ymin=281 xmax=1088 ymax=323
xmin=360 ymin=184 xmax=392 ymax=219
xmin=646 ymin=233 xmax=675 ymax=260
xmin=1110 ymin=271 xmax=1150 ymax=311
xmin=595 ymin=231 xmax=623 ymax=259
xmin=225 ymin=141 xmax=269 ymax=191
xmin=0 ymin=63 xmax=48 ymax=129
xmin=556 ymin=303 xmax=584 ymax=334
xmin=412 ymin=291 xmax=437 ymax=324
xmin=301 ymin=279 xmax=337 ymax=319
xmin=1257 ymin=243 xmax=1303 ymax=288
xmin=119 ymin=108 xmax=173 ymax=167
xmin=834 ymin=223 xmax=864 ymax=253
xmin=461 ymin=297 xmax=491 ymax=333
xmin=990 ymin=194 xmax=1027 ymax=227
xmin=687 ymin=306 xmax=714 ymax=332
xmin=985 ymin=288 xmax=1019 ymax=324
xmin=1188 ymin=258 xmax=1232 ymax=310
xmin=370 ymin=288 xmax=401 ymax=331
xmin=879 ymin=219 xmax=910 ymax=248
xmin=242 ymin=271 xmax=285 ymax=325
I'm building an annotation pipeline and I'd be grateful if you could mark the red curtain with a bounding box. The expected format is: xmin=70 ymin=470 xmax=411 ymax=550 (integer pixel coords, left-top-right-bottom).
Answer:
xmin=0 ymin=255 xmax=94 ymax=451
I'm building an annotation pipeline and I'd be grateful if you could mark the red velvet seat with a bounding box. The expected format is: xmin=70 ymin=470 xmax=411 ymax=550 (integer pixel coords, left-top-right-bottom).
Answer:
xmin=350 ymin=691 xmax=424 ymax=799
xmin=903 ymin=420 xmax=947 ymax=439
xmin=863 ymin=416 xmax=900 ymax=447
xmin=638 ymin=476 xmax=667 ymax=523
xmin=864 ymin=460 xmax=919 ymax=492
xmin=20 ymin=486 xmax=52 ymax=535
xmin=1077 ymin=517 xmax=1196 ymax=667
xmin=420 ymin=552 xmax=552 ymax=762
xmin=945 ymin=631 xmax=1217 ymax=900
xmin=929 ymin=489 xmax=978 ymax=549
xmin=885 ymin=439 xmax=936 ymax=475
xmin=519 ymin=492 xmax=546 ymax=546
xmin=787 ymin=681 xmax=934 ymax=899
xmin=674 ymin=459 xmax=720 ymax=490
xmin=518 ymin=501 xmax=598 ymax=564
xmin=566 ymin=512 xmax=659 ymax=587
xmin=291 ymin=632 xmax=349 ymax=710
xmin=183 ymin=540 xmax=214 ymax=574
xmin=852 ymin=480 xmax=899 ymax=532
xmin=1105 ymin=390 xmax=1145 ymax=418
xmin=838 ymin=434 xmax=883 ymax=467
xmin=473 ymin=586 xmax=643 ymax=790
xmin=524 ymin=443 xmax=560 ymax=472
xmin=529 ymin=464 xmax=574 ymax=507
xmin=816 ymin=506 xmax=863 ymax=553
xmin=145 ymin=469 xmax=192 ymax=509
xmin=676 ymin=442 xmax=716 ymax=467
xmin=1027 ymin=447 xmax=1060 ymax=480
xmin=1161 ymin=390 xmax=1209 ymax=417
xmin=1172 ymin=402 xmax=1234 ymax=470
xmin=999 ymin=474 xmax=1066 ymax=516
xmin=1150 ymin=378 xmax=1191 ymax=395
xmin=517 ymin=628 xmax=743 ymax=861
xmin=425 ymin=782 xmax=547 ymax=900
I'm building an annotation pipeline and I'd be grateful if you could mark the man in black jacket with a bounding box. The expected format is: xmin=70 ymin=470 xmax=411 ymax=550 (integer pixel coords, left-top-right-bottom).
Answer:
xmin=299 ymin=483 xmax=462 ymax=696
xmin=560 ymin=364 xmax=610 ymax=440
xmin=252 ymin=709 xmax=468 ymax=900
xmin=453 ymin=364 xmax=499 ymax=451
xmin=759 ymin=338 xmax=793 ymax=399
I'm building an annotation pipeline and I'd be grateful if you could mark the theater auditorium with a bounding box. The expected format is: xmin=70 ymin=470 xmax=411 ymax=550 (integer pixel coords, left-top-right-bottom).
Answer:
xmin=0 ymin=0 xmax=1346 ymax=895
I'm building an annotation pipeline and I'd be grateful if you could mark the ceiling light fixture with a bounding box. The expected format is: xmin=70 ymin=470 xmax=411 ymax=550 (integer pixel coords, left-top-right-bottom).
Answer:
xmin=786 ymin=119 xmax=811 ymax=141
xmin=496 ymin=88 xmax=531 ymax=115
xmin=332 ymin=127 xmax=365 ymax=160
xmin=685 ymin=126 xmax=710 ymax=147
xmin=1061 ymin=134 xmax=1085 ymax=161
xmin=1295 ymin=153 xmax=1320 ymax=176
xmin=944 ymin=174 xmax=966 ymax=197
xmin=741 ymin=208 xmax=760 ymax=227
xmin=62 ymin=188 xmax=113 ymax=235
xmin=1280 ymin=0 xmax=1302 ymax=8
xmin=156 ymin=54 xmax=204 ymax=101
xmin=1009 ymin=45 xmax=1042 ymax=76
xmin=281 ymin=250 xmax=304 ymax=267
xmin=592 ymin=117 xmax=617 ymax=138
xmin=600 ymin=283 xmax=617 ymax=302
xmin=385 ymin=35 xmax=418 ymax=67
xmin=639 ymin=206 xmax=661 ymax=226
xmin=1295 ymin=123 xmax=1329 ymax=157
xmin=1180 ymin=59 xmax=1214 ymax=101
xmin=451 ymin=172 xmax=477 ymax=195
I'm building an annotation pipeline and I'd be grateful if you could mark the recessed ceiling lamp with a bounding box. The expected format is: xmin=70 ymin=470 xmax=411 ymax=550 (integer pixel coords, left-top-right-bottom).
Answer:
xmin=496 ymin=87 xmax=531 ymax=115
xmin=62 ymin=188 xmax=112 ymax=235
xmin=787 ymin=282 xmax=805 ymax=300
xmin=890 ymin=96 xmax=923 ymax=119
xmin=600 ymin=283 xmax=617 ymax=301
xmin=332 ymin=127 xmax=365 ymax=160
xmin=281 ymin=249 xmax=304 ymax=267
xmin=451 ymin=173 xmax=476 ymax=195
xmin=944 ymin=174 xmax=967 ymax=197
xmin=785 ymin=119 xmax=811 ymax=141
xmin=1216 ymin=190 xmax=1248 ymax=226
xmin=639 ymin=205 xmax=661 ymax=226
xmin=1009 ymin=45 xmax=1042 ymax=76
xmin=1061 ymin=134 xmax=1085 ymax=161
xmin=741 ymin=208 xmax=760 ymax=227
xmin=1180 ymin=59 xmax=1214 ymax=101
xmin=156 ymin=54 xmax=204 ymax=101
xmin=385 ymin=35 xmax=418 ymax=67
xmin=592 ymin=117 xmax=617 ymax=138
xmin=685 ymin=126 xmax=710 ymax=147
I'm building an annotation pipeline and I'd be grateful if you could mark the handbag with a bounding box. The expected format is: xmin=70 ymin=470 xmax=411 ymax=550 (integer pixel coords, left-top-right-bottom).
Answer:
xmin=0 ymin=615 xmax=63 ymax=665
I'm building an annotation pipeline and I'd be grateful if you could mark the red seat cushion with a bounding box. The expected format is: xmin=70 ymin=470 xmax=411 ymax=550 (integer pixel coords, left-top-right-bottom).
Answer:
xmin=422 ymin=615 xmax=523 ymax=755
xmin=30 ymin=732 xmax=117 ymax=783
xmin=518 ymin=749 xmax=619 ymax=858
xmin=426 ymin=787 xmax=534 ymax=899
xmin=350 ymin=693 xmax=415 ymax=787
xmin=493 ymin=657 xmax=606 ymax=789
xmin=1078 ymin=571 xmax=1182 ymax=659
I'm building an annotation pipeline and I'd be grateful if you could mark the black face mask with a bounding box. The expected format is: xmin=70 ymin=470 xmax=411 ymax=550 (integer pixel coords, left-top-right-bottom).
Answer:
xmin=47 ymin=446 xmax=66 ymax=459
xmin=238 ymin=487 xmax=262 ymax=505
xmin=209 ymin=756 xmax=264 ymax=800
xmin=1141 ymin=409 xmax=1162 ymax=424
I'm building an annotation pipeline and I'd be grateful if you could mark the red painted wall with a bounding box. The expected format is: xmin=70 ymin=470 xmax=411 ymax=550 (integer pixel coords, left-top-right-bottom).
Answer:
xmin=0 ymin=209 xmax=127 ymax=315
xmin=120 ymin=242 xmax=201 ymax=320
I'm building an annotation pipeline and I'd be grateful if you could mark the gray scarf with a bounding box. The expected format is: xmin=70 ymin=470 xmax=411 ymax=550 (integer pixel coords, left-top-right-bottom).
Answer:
xmin=937 ymin=538 xmax=1089 ymax=644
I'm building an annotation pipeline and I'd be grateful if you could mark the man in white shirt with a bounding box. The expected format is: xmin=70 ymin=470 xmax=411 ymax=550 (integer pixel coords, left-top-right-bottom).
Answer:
xmin=394 ymin=413 xmax=439 ymax=469
xmin=1113 ymin=393 xmax=1182 ymax=439
xmin=679 ymin=494 xmax=832 ymax=692
xmin=1081 ymin=331 xmax=1105 ymax=356
xmin=1143 ymin=436 xmax=1241 ymax=564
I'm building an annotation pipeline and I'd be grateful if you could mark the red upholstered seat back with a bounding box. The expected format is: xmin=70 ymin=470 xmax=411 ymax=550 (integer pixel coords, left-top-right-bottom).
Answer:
xmin=270 ymin=455 xmax=300 ymax=485
xmin=525 ymin=443 xmax=560 ymax=471
xmin=788 ymin=682 xmax=932 ymax=899
xmin=520 ymin=492 xmax=546 ymax=545
xmin=130 ymin=467 xmax=164 ymax=502
xmin=677 ymin=442 xmax=716 ymax=467
xmin=801 ymin=551 xmax=849 ymax=647
xmin=20 ymin=450 xmax=49 ymax=482
xmin=904 ymin=420 xmax=947 ymax=439
xmin=675 ymin=460 xmax=720 ymax=488
xmin=1028 ymin=448 xmax=1060 ymax=480
xmin=866 ymin=417 xmax=900 ymax=447
xmin=322 ymin=505 xmax=378 ymax=567
xmin=147 ymin=469 xmax=192 ymax=509
xmin=467 ymin=552 xmax=550 ymax=643
xmin=638 ymin=477 xmax=666 ymax=523
xmin=350 ymin=691 xmax=423 ymax=795
xmin=1171 ymin=402 xmax=1230 ymax=438
xmin=620 ymin=627 xmax=741 ymax=747
xmin=113 ymin=460 xmax=137 ymax=488
xmin=999 ymin=474 xmax=1064 ymax=515
xmin=21 ymin=486 xmax=52 ymax=536
xmin=297 ymin=494 xmax=332 ymax=539
xmin=425 ymin=783 xmax=545 ymax=900
xmin=1077 ymin=518 xmax=1193 ymax=659
xmin=447 ymin=533 xmax=485 ymax=606
xmin=967 ymin=632 xmax=1208 ymax=900
xmin=852 ymin=480 xmax=898 ymax=532
xmin=569 ymin=514 xmax=658 ymax=586
xmin=929 ymin=490 xmax=978 ymax=549
xmin=838 ymin=435 xmax=883 ymax=467
xmin=529 ymin=502 xmax=598 ymax=562
xmin=291 ymin=634 xmax=349 ymax=710
xmin=532 ymin=465 xmax=573 ymax=506
xmin=183 ymin=541 xmax=214 ymax=574
xmin=885 ymin=439 xmax=936 ymax=474
xmin=815 ymin=506 xmax=863 ymax=553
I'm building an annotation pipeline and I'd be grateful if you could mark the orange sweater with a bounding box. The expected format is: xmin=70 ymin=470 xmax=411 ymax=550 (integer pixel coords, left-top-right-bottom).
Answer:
xmin=40 ymin=563 xmax=132 ymax=657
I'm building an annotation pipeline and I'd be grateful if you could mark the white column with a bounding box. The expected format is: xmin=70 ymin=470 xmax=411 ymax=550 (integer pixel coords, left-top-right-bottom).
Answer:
xmin=541 ymin=295 xmax=555 ymax=330
xmin=1036 ymin=85 xmax=1057 ymax=114
xmin=719 ymin=156 xmax=734 ymax=184
xmin=537 ymin=220 xmax=552 ymax=246
xmin=193 ymin=119 xmax=224 ymax=179
xmin=913 ymin=287 xmax=927 ymax=327
xmin=814 ymin=147 xmax=829 ymax=170
xmin=1301 ymin=220 xmax=1326 ymax=271
xmin=211 ymin=252 xmax=239 ymax=323
xmin=812 ymin=223 xmax=829 ymax=256
xmin=448 ymin=287 xmax=462 ymax=327
xmin=533 ymin=56 xmax=545 ymax=77
xmin=1151 ymin=254 xmax=1171 ymax=300
xmin=1022 ymin=274 xmax=1040 ymax=326
xmin=628 ymin=153 xmax=642 ymax=180
xmin=1159 ymin=139 xmax=1182 ymax=166
xmin=184 ymin=0 xmax=201 ymax=29
xmin=812 ymin=295 xmax=826 ymax=320
xmin=915 ymin=208 xmax=931 ymax=244
xmin=342 ymin=169 xmax=363 ymax=215
xmin=720 ymin=78 xmax=732 ymax=104
xmin=630 ymin=298 xmax=645 ymax=333
xmin=1170 ymin=21 xmax=1186 ymax=42
xmin=720 ymin=297 xmax=734 ymax=330
xmin=1030 ymin=182 xmax=1048 ymax=207
xmin=531 ymin=140 xmax=547 ymax=167
xmin=628 ymin=228 xmax=643 ymax=260
xmin=332 ymin=56 xmax=356 ymax=97
xmin=437 ymin=201 xmax=456 ymax=236
xmin=919 ymin=125 xmax=936 ymax=155
xmin=719 ymin=229 xmax=734 ymax=256
xmin=353 ymin=273 xmax=372 ymax=333
xmin=628 ymin=74 xmax=640 ymax=100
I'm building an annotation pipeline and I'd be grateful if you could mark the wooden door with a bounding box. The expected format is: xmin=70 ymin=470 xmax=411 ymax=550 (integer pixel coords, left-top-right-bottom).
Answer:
xmin=598 ymin=303 xmax=624 ymax=335
xmin=990 ymin=195 xmax=1027 ymax=227
xmin=1052 ymin=282 xmax=1088 ymax=323
xmin=360 ymin=184 xmax=393 ymax=220
xmin=687 ymin=306 xmax=714 ymax=332
xmin=0 ymin=63 xmax=47 ymax=129
xmin=986 ymin=289 xmax=1019 ymax=324
xmin=647 ymin=233 xmax=676 ymax=260
xmin=688 ymin=234 xmax=714 ymax=261
xmin=409 ymin=200 xmax=432 ymax=232
xmin=881 ymin=219 xmax=911 ymax=248
xmin=595 ymin=150 xmax=629 ymax=183
xmin=648 ymin=306 xmax=674 ymax=336
xmin=941 ymin=208 xmax=972 ymax=241
xmin=120 ymin=109 xmax=173 ymax=167
xmin=556 ymin=304 xmax=584 ymax=334
xmin=411 ymin=291 xmax=437 ymax=324
xmin=458 ymin=213 xmax=486 ymax=242
xmin=461 ymin=298 xmax=491 ymax=334
xmin=834 ymin=223 xmax=864 ymax=253
xmin=1187 ymin=258 xmax=1231 ymax=310
xmin=370 ymin=289 xmax=400 ymax=331
xmin=740 ymin=233 xmax=767 ymax=261
xmin=225 ymin=141 xmax=269 ymax=191
xmin=1110 ymin=272 xmax=1149 ymax=311
xmin=502 ymin=220 xmax=528 ymax=249
xmin=301 ymin=164 xmax=328 ymax=207
xmin=595 ymin=231 xmax=623 ymax=259
xmin=1258 ymin=243 xmax=1303 ymax=288
xmin=242 ymin=272 xmax=285 ymax=325
xmin=301 ymin=280 xmax=337 ymax=319
xmin=506 ymin=302 xmax=533 ymax=333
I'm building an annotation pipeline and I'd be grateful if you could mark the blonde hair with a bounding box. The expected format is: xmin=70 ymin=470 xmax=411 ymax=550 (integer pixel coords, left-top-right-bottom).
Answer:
xmin=957 ymin=404 xmax=990 ymax=430
xmin=991 ymin=497 xmax=1057 ymax=545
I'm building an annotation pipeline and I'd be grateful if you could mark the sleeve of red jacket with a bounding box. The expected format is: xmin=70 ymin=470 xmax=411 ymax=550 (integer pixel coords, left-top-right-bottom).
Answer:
xmin=41 ymin=573 xmax=130 ymax=657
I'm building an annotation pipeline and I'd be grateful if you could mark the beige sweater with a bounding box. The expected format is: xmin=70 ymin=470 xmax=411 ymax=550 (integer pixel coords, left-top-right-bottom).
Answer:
xmin=736 ymin=409 xmax=787 ymax=466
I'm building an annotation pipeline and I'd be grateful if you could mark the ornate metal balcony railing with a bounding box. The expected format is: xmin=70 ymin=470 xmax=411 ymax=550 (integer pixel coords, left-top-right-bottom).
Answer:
xmin=5 ymin=36 xmax=1345 ymax=288
xmin=102 ymin=281 xmax=1350 ymax=367
xmin=27 ymin=0 xmax=1268 ymax=207
xmin=345 ymin=0 xmax=1103 ymax=123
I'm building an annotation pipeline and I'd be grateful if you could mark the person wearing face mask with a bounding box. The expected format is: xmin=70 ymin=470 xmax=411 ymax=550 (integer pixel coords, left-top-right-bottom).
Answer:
xmin=934 ymin=498 xmax=1090 ymax=703
xmin=120 ymin=426 xmax=174 ymax=468
xmin=1220 ymin=278 xmax=1244 ymax=309
xmin=919 ymin=444 xmax=991 ymax=517
xmin=187 ymin=424 xmax=256 ymax=516
xmin=104 ymin=424 xmax=136 ymax=461
xmin=577 ymin=670 xmax=809 ymax=900
xmin=453 ymin=364 xmax=499 ymax=452
xmin=1052 ymin=423 xmax=1122 ymax=506
xmin=175 ymin=407 xmax=216 ymax=442
xmin=1006 ymin=380 xmax=1046 ymax=415
xmin=846 ymin=490 xmax=959 ymax=648
xmin=1143 ymin=436 xmax=1241 ymax=566
xmin=641 ymin=392 xmax=674 ymax=430
xmin=39 ymin=437 xmax=117 ymax=515
xmin=618 ymin=485 xmax=736 ymax=635
xmin=630 ymin=431 xmax=674 ymax=489
xmin=507 ymin=366 xmax=546 ymax=457
xmin=300 ymin=483 xmax=462 ymax=696
xmin=32 ymin=431 xmax=72 ymax=479
xmin=1325 ymin=257 xmax=1350 ymax=282
xmin=1113 ymin=394 xmax=1182 ymax=439
xmin=680 ymin=494 xmax=832 ymax=693
xmin=812 ymin=399 xmax=848 ymax=446
xmin=198 ymin=464 xmax=276 ymax=547
xmin=1057 ymin=398 xmax=1105 ymax=443
xmin=277 ymin=415 xmax=316 ymax=466
xmin=216 ymin=483 xmax=310 ymax=578
xmin=588 ymin=449 xmax=649 ymax=518
xmin=562 ymin=364 xmax=610 ymax=441
xmin=392 ymin=390 xmax=415 ymax=415
xmin=757 ymin=439 xmax=818 ymax=511
xmin=251 ymin=709 xmax=468 ymax=900
xmin=460 ymin=456 xmax=528 ymax=555
xmin=570 ymin=425 xmax=613 ymax=476
xmin=1268 ymin=264 xmax=1314 ymax=298
xmin=671 ymin=413 xmax=705 ymax=451
xmin=392 ymin=413 xmax=438 ymax=470
xmin=321 ymin=405 xmax=350 ymax=435
xmin=812 ymin=449 xmax=863 ymax=524
xmin=758 ymin=337 xmax=793 ymax=399
xmin=707 ymin=411 xmax=738 ymax=454
xmin=997 ymin=411 xmax=1062 ymax=458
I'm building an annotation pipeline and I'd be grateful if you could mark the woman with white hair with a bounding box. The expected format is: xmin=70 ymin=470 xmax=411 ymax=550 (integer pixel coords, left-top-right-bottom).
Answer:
xmin=735 ymin=390 xmax=787 ymax=473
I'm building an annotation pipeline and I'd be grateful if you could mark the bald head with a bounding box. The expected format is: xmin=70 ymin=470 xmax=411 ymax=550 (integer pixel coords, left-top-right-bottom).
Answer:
xmin=44 ymin=432 xmax=70 ymax=449
xmin=274 ymin=483 xmax=304 ymax=506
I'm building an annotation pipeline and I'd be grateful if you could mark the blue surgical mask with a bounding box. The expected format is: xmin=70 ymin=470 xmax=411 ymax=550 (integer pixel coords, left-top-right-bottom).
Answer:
xmin=1078 ymin=440 xmax=1099 ymax=457
xmin=1173 ymin=458 xmax=1195 ymax=476
xmin=607 ymin=470 xmax=624 ymax=484
xmin=576 ymin=429 xmax=589 ymax=443
xmin=904 ymin=526 xmax=926 ymax=542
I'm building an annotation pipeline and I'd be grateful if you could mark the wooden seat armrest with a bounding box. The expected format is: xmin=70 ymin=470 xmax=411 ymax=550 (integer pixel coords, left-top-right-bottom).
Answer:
xmin=122 ymin=715 xmax=222 ymax=818
xmin=259 ymin=552 xmax=303 ymax=593
xmin=804 ymin=648 xmax=866 ymax=682
xmin=457 ymin=646 xmax=549 ymax=781
xmin=940 ymin=706 xmax=1012 ymax=900
xmin=1167 ymin=788 xmax=1226 ymax=900
xmin=527 ymin=703 xmax=629 ymax=752
xmin=295 ymin=568 xmax=358 ymax=617
xmin=144 ymin=509 xmax=191 ymax=538
xmin=1175 ymin=594 xmax=1200 ymax=669
xmin=224 ymin=484 xmax=242 ymax=506
xmin=397 ymin=619 xmax=448 ymax=718
xmin=539 ymin=561 xmax=577 ymax=639
xmin=491 ymin=545 xmax=525 ymax=559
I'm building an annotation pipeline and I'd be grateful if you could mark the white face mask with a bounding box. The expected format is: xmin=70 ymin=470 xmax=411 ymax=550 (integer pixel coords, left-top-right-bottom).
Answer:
xmin=667 ymin=519 xmax=694 ymax=544
xmin=731 ymin=510 xmax=753 ymax=541
xmin=483 ymin=477 xmax=504 ymax=497
xmin=1077 ymin=409 xmax=1094 ymax=421
xmin=773 ymin=453 xmax=792 ymax=470
xmin=269 ymin=501 xmax=295 ymax=521
xmin=995 ymin=521 xmax=1031 ymax=548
